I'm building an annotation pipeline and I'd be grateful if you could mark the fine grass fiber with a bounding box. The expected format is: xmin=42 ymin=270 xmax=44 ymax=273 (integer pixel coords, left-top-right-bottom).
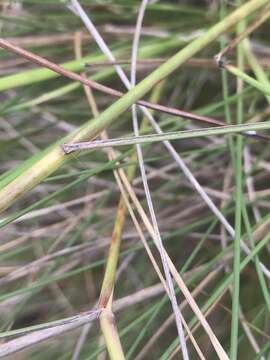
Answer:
xmin=0 ymin=1 xmax=270 ymax=359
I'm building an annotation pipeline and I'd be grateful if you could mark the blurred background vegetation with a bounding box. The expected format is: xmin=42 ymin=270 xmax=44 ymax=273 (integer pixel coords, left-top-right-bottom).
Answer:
xmin=0 ymin=1 xmax=270 ymax=359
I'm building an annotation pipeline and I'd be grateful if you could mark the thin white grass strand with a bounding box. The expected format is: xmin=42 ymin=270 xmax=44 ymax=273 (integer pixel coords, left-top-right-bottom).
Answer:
xmin=0 ymin=310 xmax=101 ymax=358
xmin=130 ymin=1 xmax=189 ymax=357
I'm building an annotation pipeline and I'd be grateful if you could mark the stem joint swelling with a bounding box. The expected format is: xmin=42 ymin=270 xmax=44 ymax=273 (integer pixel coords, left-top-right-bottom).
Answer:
xmin=61 ymin=143 xmax=80 ymax=154
xmin=99 ymin=307 xmax=115 ymax=321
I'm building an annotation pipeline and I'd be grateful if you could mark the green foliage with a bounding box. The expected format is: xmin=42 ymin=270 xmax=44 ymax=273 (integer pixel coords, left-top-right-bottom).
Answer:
xmin=0 ymin=1 xmax=269 ymax=359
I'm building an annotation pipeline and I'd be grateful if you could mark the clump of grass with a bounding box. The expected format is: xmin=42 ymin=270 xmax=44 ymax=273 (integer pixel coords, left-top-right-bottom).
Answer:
xmin=0 ymin=1 xmax=270 ymax=359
